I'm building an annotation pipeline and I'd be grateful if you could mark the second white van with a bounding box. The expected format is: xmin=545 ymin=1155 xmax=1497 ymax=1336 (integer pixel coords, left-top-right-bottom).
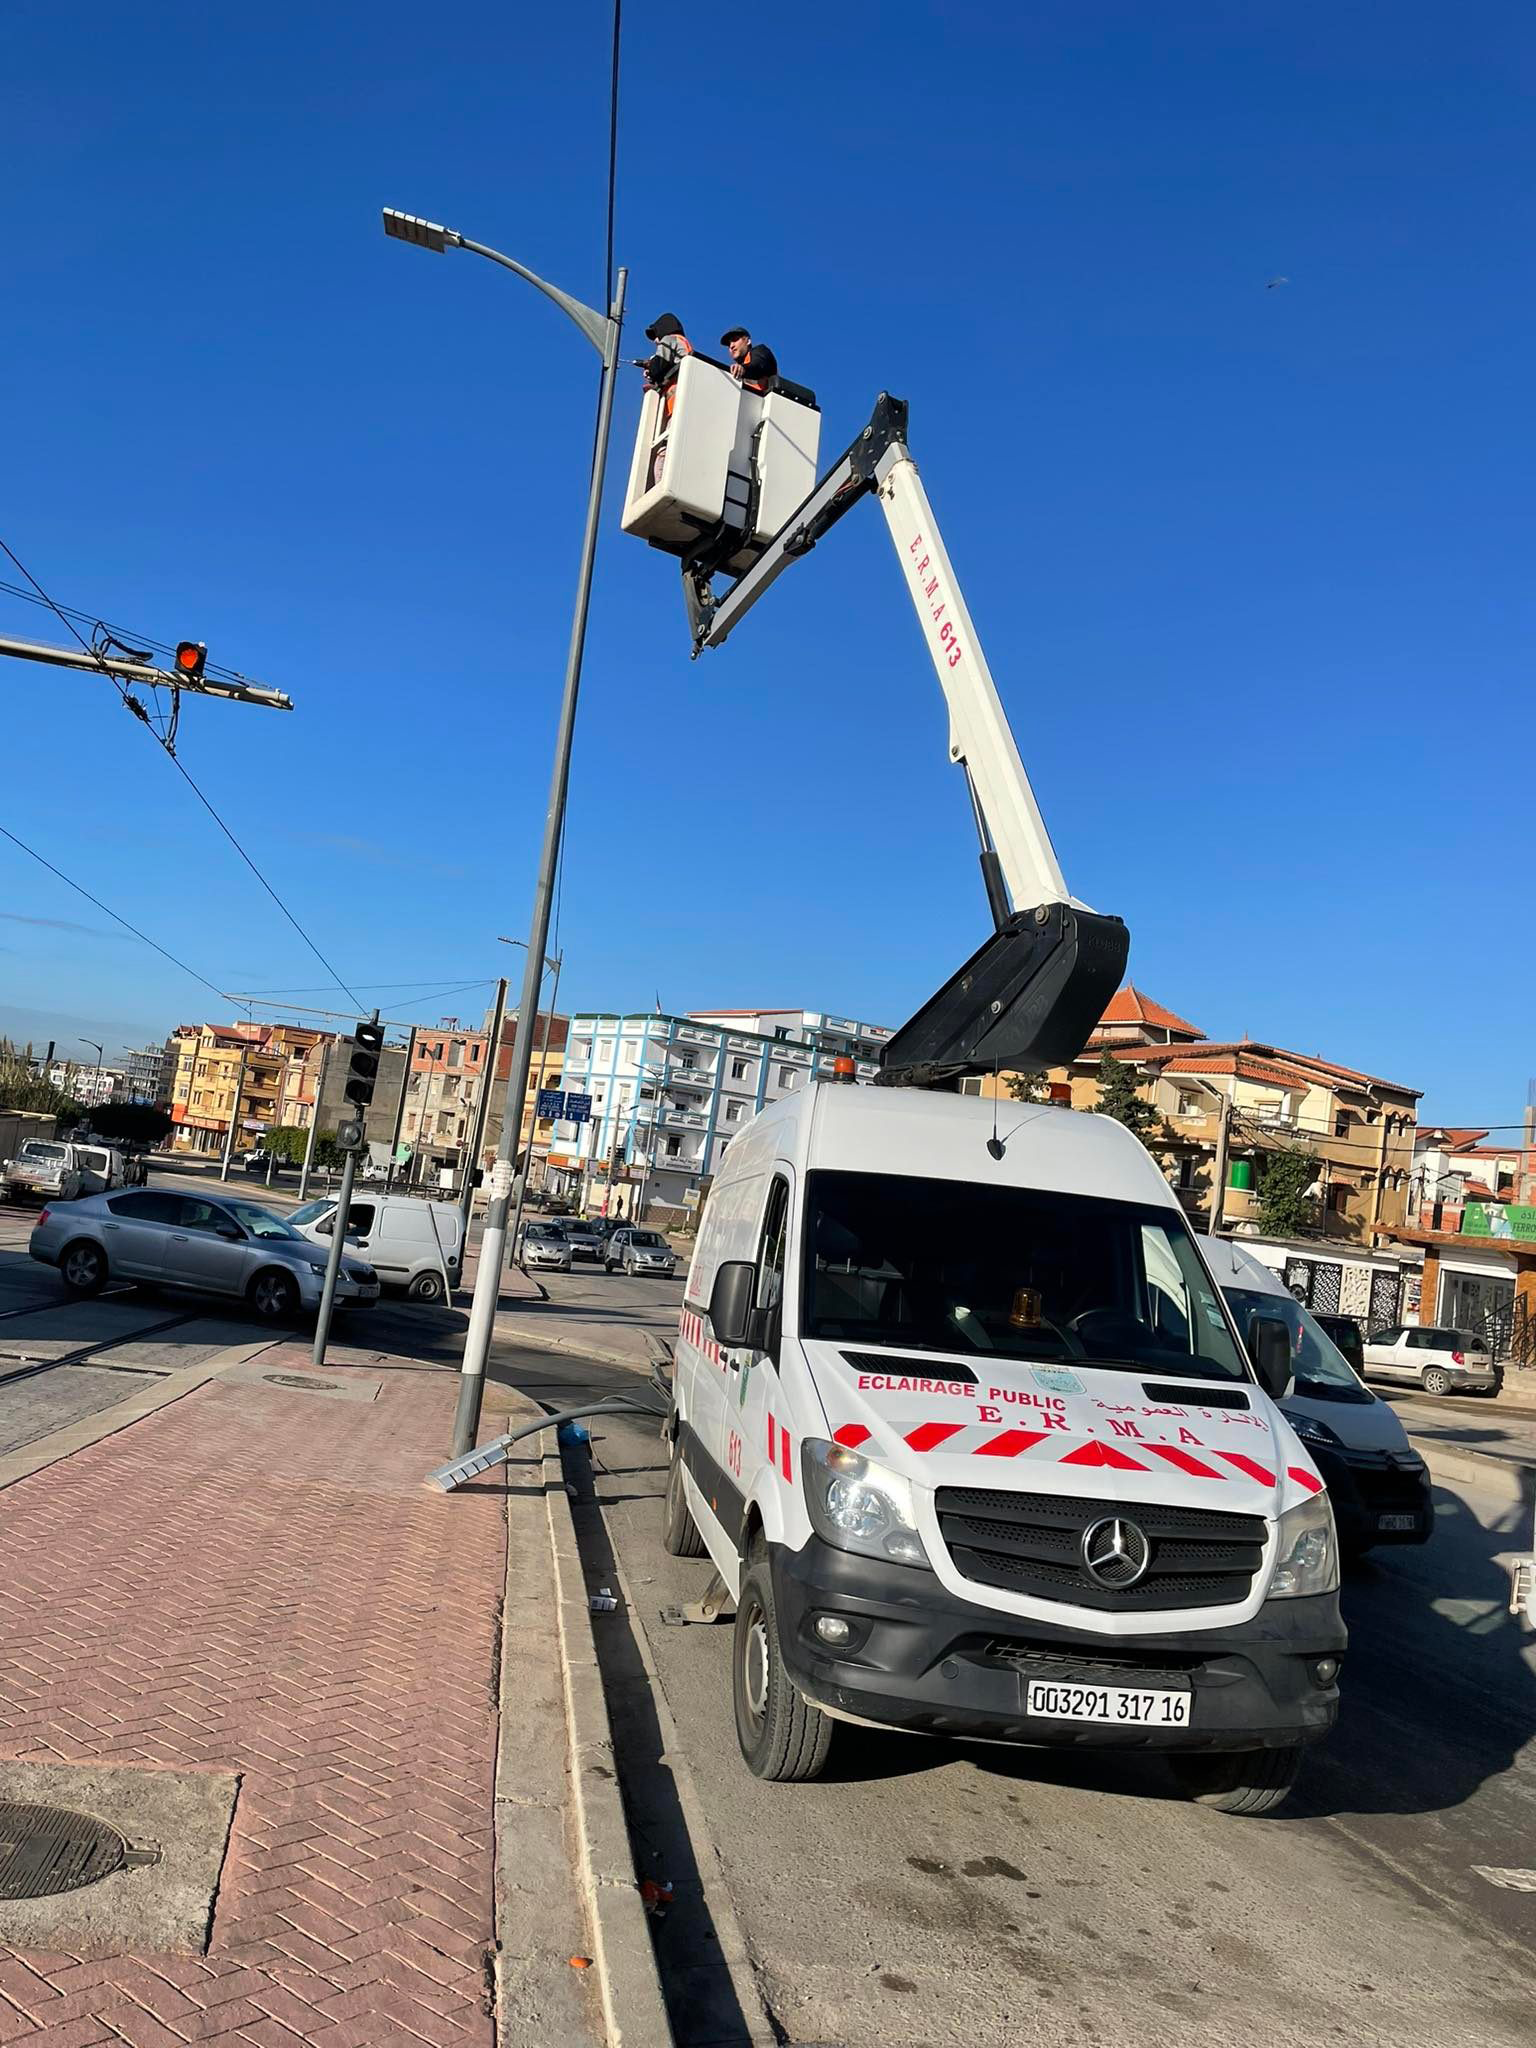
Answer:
xmin=289 ymin=1191 xmax=461 ymax=1302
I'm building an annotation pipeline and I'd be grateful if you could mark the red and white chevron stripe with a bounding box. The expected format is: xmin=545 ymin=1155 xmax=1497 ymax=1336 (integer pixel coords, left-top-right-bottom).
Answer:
xmin=833 ymin=1417 xmax=1321 ymax=1493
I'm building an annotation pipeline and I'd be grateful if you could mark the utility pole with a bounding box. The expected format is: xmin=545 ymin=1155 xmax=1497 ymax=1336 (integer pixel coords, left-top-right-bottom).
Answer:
xmin=1209 ymin=1092 xmax=1232 ymax=1238
xmin=507 ymin=951 xmax=563 ymax=1268
xmin=219 ymin=1042 xmax=250 ymax=1183
xmin=385 ymin=1026 xmax=418 ymax=1190
xmin=458 ymin=980 xmax=509 ymax=1252
xmin=298 ymin=1043 xmax=330 ymax=1201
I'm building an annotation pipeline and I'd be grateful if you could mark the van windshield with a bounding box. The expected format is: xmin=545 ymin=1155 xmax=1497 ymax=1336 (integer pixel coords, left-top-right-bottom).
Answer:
xmin=801 ymin=1170 xmax=1248 ymax=1379
xmin=1220 ymin=1287 xmax=1372 ymax=1403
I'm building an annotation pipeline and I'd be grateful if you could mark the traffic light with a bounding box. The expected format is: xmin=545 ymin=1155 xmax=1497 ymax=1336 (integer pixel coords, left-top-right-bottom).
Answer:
xmin=174 ymin=641 xmax=207 ymax=683
xmin=335 ymin=1116 xmax=365 ymax=1153
xmin=344 ymin=1019 xmax=385 ymax=1109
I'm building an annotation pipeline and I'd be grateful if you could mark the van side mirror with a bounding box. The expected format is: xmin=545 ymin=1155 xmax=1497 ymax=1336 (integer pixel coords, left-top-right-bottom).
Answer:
xmin=708 ymin=1261 xmax=757 ymax=1348
xmin=1248 ymin=1315 xmax=1293 ymax=1400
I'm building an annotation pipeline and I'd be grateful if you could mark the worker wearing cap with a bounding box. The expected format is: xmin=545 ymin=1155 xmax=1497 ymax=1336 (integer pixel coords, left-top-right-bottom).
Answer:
xmin=637 ymin=313 xmax=693 ymax=416
xmin=721 ymin=326 xmax=779 ymax=393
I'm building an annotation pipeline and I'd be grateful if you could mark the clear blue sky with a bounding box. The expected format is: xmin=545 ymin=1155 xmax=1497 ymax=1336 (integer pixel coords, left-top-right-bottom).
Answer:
xmin=3 ymin=1 xmax=1529 ymax=1127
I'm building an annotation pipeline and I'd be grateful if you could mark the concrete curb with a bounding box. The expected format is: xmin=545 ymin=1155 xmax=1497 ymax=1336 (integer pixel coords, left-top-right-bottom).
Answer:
xmin=1411 ymin=1434 xmax=1536 ymax=1506
xmin=492 ymin=1313 xmax=658 ymax=1376
xmin=0 ymin=1334 xmax=278 ymax=1492
xmin=597 ymin=1527 xmax=778 ymax=2045
xmin=539 ymin=1428 xmax=676 ymax=2047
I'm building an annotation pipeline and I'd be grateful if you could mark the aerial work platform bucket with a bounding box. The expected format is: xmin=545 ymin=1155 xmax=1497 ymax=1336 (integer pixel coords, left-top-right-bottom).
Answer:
xmin=621 ymin=354 xmax=820 ymax=577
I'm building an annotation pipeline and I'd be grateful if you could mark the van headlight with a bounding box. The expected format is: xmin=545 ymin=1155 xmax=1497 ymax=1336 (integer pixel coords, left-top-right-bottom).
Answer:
xmin=802 ymin=1439 xmax=930 ymax=1570
xmin=1266 ymin=1491 xmax=1339 ymax=1599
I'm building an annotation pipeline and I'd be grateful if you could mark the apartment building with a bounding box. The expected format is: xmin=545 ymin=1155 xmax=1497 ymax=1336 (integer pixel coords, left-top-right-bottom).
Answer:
xmin=165 ymin=1022 xmax=332 ymax=1156
xmin=554 ymin=1007 xmax=892 ymax=1219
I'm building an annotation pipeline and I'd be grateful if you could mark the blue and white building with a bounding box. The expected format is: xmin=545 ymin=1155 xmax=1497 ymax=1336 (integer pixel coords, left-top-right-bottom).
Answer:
xmin=550 ymin=1008 xmax=892 ymax=1218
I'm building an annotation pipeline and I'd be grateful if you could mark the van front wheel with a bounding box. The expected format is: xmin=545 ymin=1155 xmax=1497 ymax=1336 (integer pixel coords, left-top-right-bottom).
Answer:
xmin=733 ymin=1548 xmax=833 ymax=1783
xmin=1168 ymin=1744 xmax=1303 ymax=1816
xmin=408 ymin=1270 xmax=446 ymax=1304
xmin=662 ymin=1428 xmax=707 ymax=1558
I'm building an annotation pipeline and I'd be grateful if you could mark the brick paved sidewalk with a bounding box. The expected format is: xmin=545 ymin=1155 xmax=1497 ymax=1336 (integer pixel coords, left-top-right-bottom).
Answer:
xmin=0 ymin=1339 xmax=514 ymax=2046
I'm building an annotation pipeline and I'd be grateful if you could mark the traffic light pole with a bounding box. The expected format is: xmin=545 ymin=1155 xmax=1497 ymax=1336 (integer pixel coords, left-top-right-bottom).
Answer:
xmin=310 ymin=1145 xmax=358 ymax=1369
xmin=449 ymin=262 xmax=628 ymax=1460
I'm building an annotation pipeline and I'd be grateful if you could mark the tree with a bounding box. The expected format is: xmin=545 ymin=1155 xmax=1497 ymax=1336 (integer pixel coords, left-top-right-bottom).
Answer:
xmin=1255 ymin=1145 xmax=1319 ymax=1238
xmin=1004 ymin=1070 xmax=1051 ymax=1104
xmin=263 ymin=1124 xmax=347 ymax=1169
xmin=80 ymin=1104 xmax=172 ymax=1146
xmin=0 ymin=1039 xmax=80 ymax=1118
xmin=1091 ymin=1051 xmax=1161 ymax=1141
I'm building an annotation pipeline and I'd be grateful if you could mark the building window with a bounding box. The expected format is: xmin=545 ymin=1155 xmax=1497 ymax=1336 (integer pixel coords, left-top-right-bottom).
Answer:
xmin=778 ymin=1067 xmax=796 ymax=1089
xmin=1327 ymin=1183 xmax=1350 ymax=1214
xmin=731 ymin=1057 xmax=749 ymax=1081
xmin=448 ymin=1042 xmax=463 ymax=1068
xmin=471 ymin=1043 xmax=482 ymax=1063
xmin=958 ymin=1077 xmax=983 ymax=1097
xmin=1334 ymin=1113 xmax=1349 ymax=1137
xmin=597 ymin=1039 xmax=614 ymax=1068
xmin=433 ymin=1042 xmax=444 ymax=1060
xmin=1176 ymin=1090 xmax=1201 ymax=1119
xmin=665 ymin=1137 xmax=681 ymax=1159
xmin=773 ymin=1027 xmax=791 ymax=1042
xmin=678 ymin=1054 xmax=696 ymax=1071
xmin=725 ymin=1099 xmax=745 ymax=1123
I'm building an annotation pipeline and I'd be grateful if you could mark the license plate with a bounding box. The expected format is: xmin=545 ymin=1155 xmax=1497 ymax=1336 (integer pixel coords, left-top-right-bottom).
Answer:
xmin=1378 ymin=1513 xmax=1418 ymax=1532
xmin=1026 ymin=1680 xmax=1191 ymax=1727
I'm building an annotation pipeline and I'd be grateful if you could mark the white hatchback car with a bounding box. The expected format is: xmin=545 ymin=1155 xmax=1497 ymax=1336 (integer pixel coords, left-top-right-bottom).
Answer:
xmin=1361 ymin=1324 xmax=1499 ymax=1397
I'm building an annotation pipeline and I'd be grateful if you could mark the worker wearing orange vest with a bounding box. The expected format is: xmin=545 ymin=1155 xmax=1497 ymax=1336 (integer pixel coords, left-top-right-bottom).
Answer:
xmin=637 ymin=313 xmax=693 ymax=416
xmin=721 ymin=326 xmax=779 ymax=393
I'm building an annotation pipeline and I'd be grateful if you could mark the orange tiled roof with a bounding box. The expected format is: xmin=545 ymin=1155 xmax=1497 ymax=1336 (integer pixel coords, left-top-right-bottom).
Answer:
xmin=1095 ymin=986 xmax=1204 ymax=1037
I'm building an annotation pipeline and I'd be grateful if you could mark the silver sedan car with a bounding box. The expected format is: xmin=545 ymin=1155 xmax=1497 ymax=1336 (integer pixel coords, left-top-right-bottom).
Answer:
xmin=603 ymin=1226 xmax=677 ymax=1278
xmin=517 ymin=1220 xmax=573 ymax=1273
xmin=29 ymin=1187 xmax=379 ymax=1323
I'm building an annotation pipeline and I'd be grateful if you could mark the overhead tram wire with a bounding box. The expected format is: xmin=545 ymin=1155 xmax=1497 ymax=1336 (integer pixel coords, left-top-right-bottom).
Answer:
xmin=0 ymin=532 xmax=363 ymax=1014
xmin=0 ymin=577 xmax=252 ymax=684
xmin=0 ymin=821 xmax=230 ymax=1005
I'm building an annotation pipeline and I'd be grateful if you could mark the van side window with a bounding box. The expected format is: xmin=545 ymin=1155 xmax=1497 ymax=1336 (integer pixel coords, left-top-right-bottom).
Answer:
xmin=342 ymin=1202 xmax=376 ymax=1236
xmin=756 ymin=1178 xmax=790 ymax=1319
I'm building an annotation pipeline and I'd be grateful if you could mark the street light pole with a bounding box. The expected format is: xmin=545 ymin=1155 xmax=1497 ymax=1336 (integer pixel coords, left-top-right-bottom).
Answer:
xmin=382 ymin=209 xmax=627 ymax=1458
xmin=508 ymin=949 xmax=563 ymax=1265
xmin=458 ymin=977 xmax=509 ymax=1252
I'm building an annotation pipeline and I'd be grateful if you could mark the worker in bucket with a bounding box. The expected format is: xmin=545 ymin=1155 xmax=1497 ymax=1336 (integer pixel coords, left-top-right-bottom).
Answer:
xmin=636 ymin=313 xmax=693 ymax=415
xmin=721 ymin=325 xmax=779 ymax=392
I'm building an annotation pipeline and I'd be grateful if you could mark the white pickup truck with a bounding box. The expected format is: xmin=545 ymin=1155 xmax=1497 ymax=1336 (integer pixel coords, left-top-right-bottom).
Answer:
xmin=3 ymin=1139 xmax=86 ymax=1204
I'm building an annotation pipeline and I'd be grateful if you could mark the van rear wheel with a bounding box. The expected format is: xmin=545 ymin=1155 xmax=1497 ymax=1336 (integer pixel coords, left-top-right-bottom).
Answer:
xmin=733 ymin=1547 xmax=833 ymax=1782
xmin=662 ymin=1427 xmax=707 ymax=1558
xmin=1168 ymin=1744 xmax=1303 ymax=1816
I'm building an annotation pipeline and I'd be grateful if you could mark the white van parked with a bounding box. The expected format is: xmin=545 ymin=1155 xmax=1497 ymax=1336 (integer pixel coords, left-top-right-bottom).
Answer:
xmin=666 ymin=1082 xmax=1344 ymax=1813
xmin=289 ymin=1191 xmax=461 ymax=1303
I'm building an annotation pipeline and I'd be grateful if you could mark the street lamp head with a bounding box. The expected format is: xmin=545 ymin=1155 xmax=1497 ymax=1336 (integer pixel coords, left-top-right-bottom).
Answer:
xmin=381 ymin=208 xmax=459 ymax=254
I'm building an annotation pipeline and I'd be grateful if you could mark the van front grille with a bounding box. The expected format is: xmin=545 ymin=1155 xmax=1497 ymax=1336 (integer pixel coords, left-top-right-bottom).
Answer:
xmin=935 ymin=1486 xmax=1266 ymax=1612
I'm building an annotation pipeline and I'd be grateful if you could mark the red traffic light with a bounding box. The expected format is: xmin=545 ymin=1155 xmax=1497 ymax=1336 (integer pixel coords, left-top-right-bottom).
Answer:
xmin=174 ymin=641 xmax=207 ymax=681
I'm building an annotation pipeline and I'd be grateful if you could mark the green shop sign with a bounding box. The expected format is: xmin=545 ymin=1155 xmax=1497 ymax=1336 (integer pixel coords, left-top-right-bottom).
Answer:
xmin=1462 ymin=1202 xmax=1536 ymax=1243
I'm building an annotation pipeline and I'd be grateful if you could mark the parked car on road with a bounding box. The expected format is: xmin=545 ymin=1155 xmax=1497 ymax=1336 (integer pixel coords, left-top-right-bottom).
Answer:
xmin=518 ymin=1220 xmax=572 ymax=1273
xmin=2 ymin=1139 xmax=85 ymax=1204
xmin=1200 ymin=1238 xmax=1432 ymax=1556
xmin=288 ymin=1191 xmax=461 ymax=1303
xmin=1311 ymin=1312 xmax=1365 ymax=1377
xmin=29 ymin=1189 xmax=379 ymax=1322
xmin=604 ymin=1226 xmax=677 ymax=1278
xmin=562 ymin=1221 xmax=605 ymax=1263
xmin=1361 ymin=1324 xmax=1499 ymax=1397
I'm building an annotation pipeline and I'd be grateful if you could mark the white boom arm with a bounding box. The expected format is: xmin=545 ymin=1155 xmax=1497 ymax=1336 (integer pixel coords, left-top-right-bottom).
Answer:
xmin=683 ymin=391 xmax=1127 ymax=1082
xmin=873 ymin=445 xmax=1068 ymax=915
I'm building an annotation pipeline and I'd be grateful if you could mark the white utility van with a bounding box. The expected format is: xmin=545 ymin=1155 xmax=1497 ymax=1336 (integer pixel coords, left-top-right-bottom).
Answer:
xmin=667 ymin=1082 xmax=1345 ymax=1813
xmin=289 ymin=1191 xmax=461 ymax=1303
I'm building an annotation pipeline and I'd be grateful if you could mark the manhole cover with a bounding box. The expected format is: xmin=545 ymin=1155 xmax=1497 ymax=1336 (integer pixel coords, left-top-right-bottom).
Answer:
xmin=264 ymin=1374 xmax=339 ymax=1391
xmin=0 ymin=1801 xmax=156 ymax=1900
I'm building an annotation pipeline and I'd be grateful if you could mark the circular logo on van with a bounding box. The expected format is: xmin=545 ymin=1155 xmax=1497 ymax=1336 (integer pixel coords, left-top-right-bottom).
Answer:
xmin=1081 ymin=1516 xmax=1150 ymax=1589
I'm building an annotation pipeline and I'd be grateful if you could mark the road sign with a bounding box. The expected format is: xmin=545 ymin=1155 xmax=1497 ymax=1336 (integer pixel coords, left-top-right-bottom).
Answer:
xmin=537 ymin=1088 xmax=567 ymax=1120
xmin=564 ymin=1092 xmax=593 ymax=1124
